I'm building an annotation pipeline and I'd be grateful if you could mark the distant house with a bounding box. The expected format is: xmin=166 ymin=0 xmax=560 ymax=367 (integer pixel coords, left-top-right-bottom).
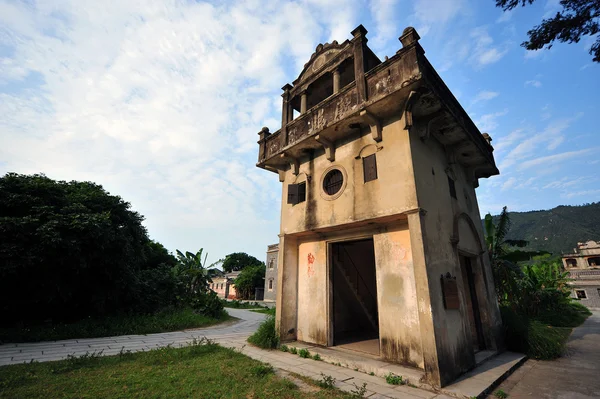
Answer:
xmin=209 ymin=271 xmax=241 ymax=299
xmin=263 ymin=243 xmax=279 ymax=302
xmin=562 ymin=240 xmax=600 ymax=309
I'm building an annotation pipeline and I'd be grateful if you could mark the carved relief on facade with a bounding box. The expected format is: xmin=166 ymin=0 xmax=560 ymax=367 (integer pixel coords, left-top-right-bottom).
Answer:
xmin=266 ymin=135 xmax=282 ymax=158
xmin=334 ymin=93 xmax=355 ymax=121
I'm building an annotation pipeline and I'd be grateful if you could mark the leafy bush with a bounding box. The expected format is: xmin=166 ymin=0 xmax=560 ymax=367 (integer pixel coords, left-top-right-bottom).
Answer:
xmin=250 ymin=363 xmax=274 ymax=377
xmin=190 ymin=291 xmax=225 ymax=319
xmin=385 ymin=373 xmax=406 ymax=385
xmin=280 ymin=345 xmax=289 ymax=352
xmin=298 ymin=348 xmax=310 ymax=358
xmin=234 ymin=264 xmax=266 ymax=300
xmin=318 ymin=373 xmax=336 ymax=389
xmin=289 ymin=347 xmax=298 ymax=354
xmin=312 ymin=353 xmax=321 ymax=361
xmin=247 ymin=316 xmax=279 ymax=349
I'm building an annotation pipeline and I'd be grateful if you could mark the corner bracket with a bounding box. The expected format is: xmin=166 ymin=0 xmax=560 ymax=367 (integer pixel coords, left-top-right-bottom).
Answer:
xmin=359 ymin=110 xmax=382 ymax=142
xmin=315 ymin=135 xmax=335 ymax=162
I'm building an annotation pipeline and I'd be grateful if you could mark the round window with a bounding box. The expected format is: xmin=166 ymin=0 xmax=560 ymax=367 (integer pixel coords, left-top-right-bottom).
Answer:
xmin=323 ymin=169 xmax=344 ymax=196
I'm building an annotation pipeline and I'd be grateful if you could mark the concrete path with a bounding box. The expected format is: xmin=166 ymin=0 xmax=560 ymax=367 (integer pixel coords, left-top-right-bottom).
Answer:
xmin=492 ymin=310 xmax=600 ymax=399
xmin=0 ymin=308 xmax=455 ymax=399
xmin=0 ymin=308 xmax=267 ymax=366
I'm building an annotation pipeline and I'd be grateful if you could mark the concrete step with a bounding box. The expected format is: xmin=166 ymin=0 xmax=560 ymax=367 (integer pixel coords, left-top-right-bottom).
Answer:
xmin=438 ymin=351 xmax=527 ymax=399
xmin=286 ymin=341 xmax=426 ymax=387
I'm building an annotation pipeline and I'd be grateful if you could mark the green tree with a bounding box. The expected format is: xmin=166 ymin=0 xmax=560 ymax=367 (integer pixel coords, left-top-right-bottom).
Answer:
xmin=221 ymin=252 xmax=263 ymax=273
xmin=496 ymin=0 xmax=600 ymax=62
xmin=142 ymin=241 xmax=178 ymax=270
xmin=0 ymin=173 xmax=149 ymax=324
xmin=484 ymin=206 xmax=526 ymax=306
xmin=175 ymin=249 xmax=214 ymax=294
xmin=234 ymin=264 xmax=266 ymax=299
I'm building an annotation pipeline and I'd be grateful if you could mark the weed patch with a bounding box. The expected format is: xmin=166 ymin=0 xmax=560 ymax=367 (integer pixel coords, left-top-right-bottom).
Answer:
xmin=318 ymin=373 xmax=336 ymax=389
xmin=298 ymin=348 xmax=310 ymax=358
xmin=247 ymin=316 xmax=279 ymax=349
xmin=385 ymin=373 xmax=407 ymax=385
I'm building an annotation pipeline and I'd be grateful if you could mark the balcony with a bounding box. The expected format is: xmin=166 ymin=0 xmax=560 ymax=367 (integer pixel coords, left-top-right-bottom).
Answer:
xmin=257 ymin=28 xmax=498 ymax=180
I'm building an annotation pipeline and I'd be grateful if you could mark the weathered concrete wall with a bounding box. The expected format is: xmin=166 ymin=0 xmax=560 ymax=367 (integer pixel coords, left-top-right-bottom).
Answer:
xmin=296 ymin=239 xmax=328 ymax=345
xmin=408 ymin=126 xmax=503 ymax=386
xmin=280 ymin=115 xmax=418 ymax=235
xmin=373 ymin=224 xmax=423 ymax=368
xmin=276 ymin=235 xmax=299 ymax=343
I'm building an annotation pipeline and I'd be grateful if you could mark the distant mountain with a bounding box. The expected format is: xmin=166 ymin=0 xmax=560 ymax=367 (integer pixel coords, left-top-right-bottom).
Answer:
xmin=487 ymin=202 xmax=600 ymax=255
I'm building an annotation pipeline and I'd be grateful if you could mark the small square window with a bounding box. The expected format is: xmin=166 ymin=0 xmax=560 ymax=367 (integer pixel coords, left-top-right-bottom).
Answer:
xmin=287 ymin=182 xmax=306 ymax=205
xmin=576 ymin=289 xmax=587 ymax=299
xmin=448 ymin=176 xmax=457 ymax=199
xmin=363 ymin=154 xmax=378 ymax=182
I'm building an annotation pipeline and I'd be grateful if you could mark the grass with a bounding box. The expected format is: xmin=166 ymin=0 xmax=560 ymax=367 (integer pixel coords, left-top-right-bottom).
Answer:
xmin=221 ymin=299 xmax=268 ymax=309
xmin=250 ymin=307 xmax=276 ymax=315
xmin=0 ymin=307 xmax=230 ymax=343
xmin=247 ymin=316 xmax=279 ymax=349
xmin=501 ymin=301 xmax=591 ymax=360
xmin=384 ymin=373 xmax=407 ymax=385
xmin=0 ymin=340 xmax=355 ymax=399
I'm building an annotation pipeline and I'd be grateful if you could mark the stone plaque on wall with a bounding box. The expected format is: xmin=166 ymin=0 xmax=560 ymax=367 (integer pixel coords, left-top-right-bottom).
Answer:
xmin=441 ymin=273 xmax=459 ymax=310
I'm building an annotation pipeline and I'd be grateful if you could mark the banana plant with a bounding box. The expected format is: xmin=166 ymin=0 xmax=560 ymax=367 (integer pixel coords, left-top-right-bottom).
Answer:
xmin=175 ymin=248 xmax=214 ymax=294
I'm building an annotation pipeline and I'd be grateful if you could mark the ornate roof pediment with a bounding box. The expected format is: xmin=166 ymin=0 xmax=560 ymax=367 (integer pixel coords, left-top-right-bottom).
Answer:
xmin=294 ymin=40 xmax=352 ymax=86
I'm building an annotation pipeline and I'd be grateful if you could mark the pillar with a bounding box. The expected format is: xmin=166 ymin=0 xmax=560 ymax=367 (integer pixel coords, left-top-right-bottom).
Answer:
xmin=333 ymin=68 xmax=341 ymax=94
xmin=351 ymin=24 xmax=368 ymax=103
xmin=300 ymin=91 xmax=308 ymax=114
xmin=281 ymin=84 xmax=292 ymax=147
xmin=276 ymin=234 xmax=299 ymax=342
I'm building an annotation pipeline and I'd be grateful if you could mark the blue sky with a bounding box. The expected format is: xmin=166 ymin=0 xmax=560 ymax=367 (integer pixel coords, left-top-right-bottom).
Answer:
xmin=1 ymin=0 xmax=598 ymax=262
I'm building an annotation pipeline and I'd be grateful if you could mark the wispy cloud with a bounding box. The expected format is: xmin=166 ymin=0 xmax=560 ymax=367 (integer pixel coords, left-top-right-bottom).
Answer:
xmin=499 ymin=115 xmax=583 ymax=170
xmin=525 ymin=80 xmax=542 ymax=88
xmin=472 ymin=90 xmax=499 ymax=105
xmin=0 ymin=0 xmax=360 ymax=259
xmin=518 ymin=148 xmax=595 ymax=170
xmin=475 ymin=109 xmax=509 ymax=132
xmin=501 ymin=177 xmax=517 ymax=191
xmin=565 ymin=189 xmax=600 ymax=199
xmin=470 ymin=26 xmax=509 ymax=67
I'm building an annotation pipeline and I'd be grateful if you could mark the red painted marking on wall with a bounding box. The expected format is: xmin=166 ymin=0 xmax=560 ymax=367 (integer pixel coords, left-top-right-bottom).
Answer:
xmin=307 ymin=253 xmax=315 ymax=277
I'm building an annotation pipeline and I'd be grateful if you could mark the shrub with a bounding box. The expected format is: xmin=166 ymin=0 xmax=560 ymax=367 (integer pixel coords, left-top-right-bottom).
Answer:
xmin=280 ymin=345 xmax=289 ymax=352
xmin=318 ymin=373 xmax=336 ymax=389
xmin=289 ymin=347 xmax=298 ymax=354
xmin=250 ymin=363 xmax=274 ymax=377
xmin=527 ymin=321 xmax=571 ymax=359
xmin=312 ymin=353 xmax=321 ymax=361
xmin=385 ymin=373 xmax=406 ymax=385
xmin=298 ymin=348 xmax=310 ymax=358
xmin=190 ymin=291 xmax=225 ymax=319
xmin=351 ymin=382 xmax=368 ymax=398
xmin=501 ymin=305 xmax=575 ymax=359
xmin=247 ymin=316 xmax=279 ymax=349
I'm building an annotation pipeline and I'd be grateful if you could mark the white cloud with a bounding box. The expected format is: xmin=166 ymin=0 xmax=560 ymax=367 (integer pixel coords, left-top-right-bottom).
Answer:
xmin=470 ymin=26 xmax=509 ymax=67
xmin=498 ymin=115 xmax=583 ymax=170
xmin=472 ymin=90 xmax=499 ymax=105
xmin=565 ymin=189 xmax=600 ymax=199
xmin=496 ymin=9 xmax=514 ymax=23
xmin=525 ymin=80 xmax=542 ymax=88
xmin=501 ymin=177 xmax=517 ymax=191
xmin=474 ymin=109 xmax=509 ymax=132
xmin=518 ymin=148 xmax=595 ymax=170
xmin=0 ymin=0 xmax=363 ymax=260
xmin=411 ymin=0 xmax=467 ymax=36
